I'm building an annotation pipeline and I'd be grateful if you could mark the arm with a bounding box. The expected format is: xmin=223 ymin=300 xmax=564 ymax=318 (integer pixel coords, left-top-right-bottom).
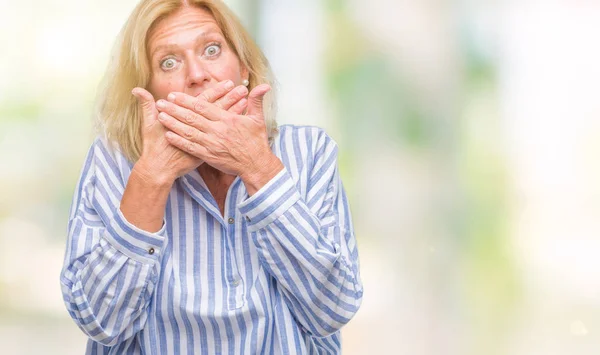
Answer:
xmin=61 ymin=81 xmax=248 ymax=346
xmin=238 ymin=131 xmax=363 ymax=338
xmin=60 ymin=140 xmax=167 ymax=346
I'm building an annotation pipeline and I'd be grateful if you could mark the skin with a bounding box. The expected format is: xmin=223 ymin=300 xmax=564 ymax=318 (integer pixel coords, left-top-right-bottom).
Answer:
xmin=121 ymin=6 xmax=283 ymax=232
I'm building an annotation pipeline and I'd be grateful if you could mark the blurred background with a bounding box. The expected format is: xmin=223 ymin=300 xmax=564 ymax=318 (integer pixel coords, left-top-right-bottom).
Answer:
xmin=1 ymin=0 xmax=600 ymax=354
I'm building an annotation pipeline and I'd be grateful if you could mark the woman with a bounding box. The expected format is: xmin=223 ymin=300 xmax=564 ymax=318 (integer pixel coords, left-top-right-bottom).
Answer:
xmin=60 ymin=0 xmax=363 ymax=353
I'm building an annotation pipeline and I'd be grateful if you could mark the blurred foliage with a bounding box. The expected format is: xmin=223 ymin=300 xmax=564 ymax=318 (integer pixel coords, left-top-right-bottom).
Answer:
xmin=323 ymin=1 xmax=521 ymax=354
xmin=0 ymin=102 xmax=43 ymax=123
xmin=457 ymin=27 xmax=521 ymax=355
xmin=324 ymin=2 xmax=431 ymax=155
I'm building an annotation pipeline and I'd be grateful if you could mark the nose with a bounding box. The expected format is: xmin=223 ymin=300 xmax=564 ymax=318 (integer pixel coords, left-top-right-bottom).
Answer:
xmin=185 ymin=54 xmax=210 ymax=89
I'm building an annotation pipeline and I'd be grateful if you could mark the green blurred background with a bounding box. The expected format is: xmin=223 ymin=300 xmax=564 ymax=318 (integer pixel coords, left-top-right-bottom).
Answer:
xmin=2 ymin=0 xmax=600 ymax=354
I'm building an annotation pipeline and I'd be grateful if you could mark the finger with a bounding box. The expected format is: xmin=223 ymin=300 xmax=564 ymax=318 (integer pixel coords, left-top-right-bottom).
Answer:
xmin=213 ymin=85 xmax=248 ymax=110
xmin=229 ymin=98 xmax=248 ymax=115
xmin=157 ymin=111 xmax=207 ymax=144
xmin=156 ymin=99 xmax=211 ymax=129
xmin=131 ymin=87 xmax=157 ymax=125
xmin=166 ymin=90 xmax=240 ymax=119
xmin=246 ymin=84 xmax=271 ymax=118
xmin=198 ymin=80 xmax=235 ymax=102
xmin=166 ymin=79 xmax=234 ymax=106
xmin=165 ymin=131 xmax=209 ymax=159
xmin=162 ymin=95 xmax=227 ymax=122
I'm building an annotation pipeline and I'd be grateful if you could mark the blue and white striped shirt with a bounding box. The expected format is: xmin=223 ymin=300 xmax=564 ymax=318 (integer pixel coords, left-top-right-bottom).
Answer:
xmin=60 ymin=125 xmax=363 ymax=354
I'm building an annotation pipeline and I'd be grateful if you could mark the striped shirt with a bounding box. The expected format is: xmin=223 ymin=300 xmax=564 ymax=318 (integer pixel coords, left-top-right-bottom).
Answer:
xmin=60 ymin=125 xmax=363 ymax=354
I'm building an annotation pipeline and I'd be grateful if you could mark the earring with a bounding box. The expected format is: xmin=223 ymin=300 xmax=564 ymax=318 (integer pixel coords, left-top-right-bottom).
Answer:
xmin=242 ymin=79 xmax=249 ymax=87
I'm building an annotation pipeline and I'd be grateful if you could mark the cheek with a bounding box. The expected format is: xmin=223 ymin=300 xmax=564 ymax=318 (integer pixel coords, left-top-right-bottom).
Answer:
xmin=207 ymin=60 xmax=243 ymax=82
xmin=148 ymin=73 xmax=185 ymax=100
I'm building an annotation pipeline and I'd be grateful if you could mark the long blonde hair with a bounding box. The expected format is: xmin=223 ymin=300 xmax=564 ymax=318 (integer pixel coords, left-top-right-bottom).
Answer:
xmin=95 ymin=0 xmax=277 ymax=162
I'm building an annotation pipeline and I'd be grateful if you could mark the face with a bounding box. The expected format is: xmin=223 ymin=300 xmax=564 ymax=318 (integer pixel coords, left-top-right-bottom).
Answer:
xmin=146 ymin=6 xmax=248 ymax=100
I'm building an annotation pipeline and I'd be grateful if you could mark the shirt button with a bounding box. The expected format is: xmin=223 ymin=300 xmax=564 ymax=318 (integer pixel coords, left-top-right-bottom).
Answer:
xmin=228 ymin=217 xmax=235 ymax=224
xmin=148 ymin=248 xmax=155 ymax=255
xmin=245 ymin=216 xmax=251 ymax=222
xmin=232 ymin=278 xmax=241 ymax=286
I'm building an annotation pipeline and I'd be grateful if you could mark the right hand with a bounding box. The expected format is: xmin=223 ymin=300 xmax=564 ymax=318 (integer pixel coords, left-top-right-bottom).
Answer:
xmin=131 ymin=80 xmax=249 ymax=184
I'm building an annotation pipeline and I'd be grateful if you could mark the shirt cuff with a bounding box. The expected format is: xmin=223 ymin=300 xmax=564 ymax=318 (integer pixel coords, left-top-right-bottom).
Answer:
xmin=238 ymin=167 xmax=301 ymax=233
xmin=103 ymin=208 xmax=167 ymax=263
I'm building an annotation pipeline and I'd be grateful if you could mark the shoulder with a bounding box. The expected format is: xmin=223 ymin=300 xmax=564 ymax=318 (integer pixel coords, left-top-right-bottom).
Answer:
xmin=70 ymin=136 xmax=131 ymax=220
xmin=89 ymin=136 xmax=131 ymax=165
xmin=272 ymin=125 xmax=340 ymax=191
xmin=79 ymin=136 xmax=133 ymax=189
xmin=274 ymin=124 xmax=339 ymax=161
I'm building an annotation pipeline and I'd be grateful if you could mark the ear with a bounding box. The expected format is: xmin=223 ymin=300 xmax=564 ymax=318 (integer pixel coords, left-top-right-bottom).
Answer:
xmin=240 ymin=64 xmax=249 ymax=84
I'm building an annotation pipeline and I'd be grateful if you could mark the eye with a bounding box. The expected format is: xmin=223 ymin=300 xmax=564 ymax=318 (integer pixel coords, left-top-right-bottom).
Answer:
xmin=204 ymin=44 xmax=221 ymax=57
xmin=160 ymin=58 xmax=177 ymax=70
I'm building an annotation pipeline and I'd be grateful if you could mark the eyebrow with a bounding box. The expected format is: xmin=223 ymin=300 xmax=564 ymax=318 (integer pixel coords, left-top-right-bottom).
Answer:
xmin=150 ymin=29 xmax=222 ymax=58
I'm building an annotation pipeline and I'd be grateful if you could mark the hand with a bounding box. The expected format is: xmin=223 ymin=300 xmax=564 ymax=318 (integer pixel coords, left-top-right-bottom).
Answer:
xmin=155 ymin=84 xmax=284 ymax=193
xmin=131 ymin=80 xmax=248 ymax=184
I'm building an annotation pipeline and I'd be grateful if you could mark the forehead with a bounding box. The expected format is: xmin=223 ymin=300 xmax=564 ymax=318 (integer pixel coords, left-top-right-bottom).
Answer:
xmin=147 ymin=6 xmax=223 ymax=50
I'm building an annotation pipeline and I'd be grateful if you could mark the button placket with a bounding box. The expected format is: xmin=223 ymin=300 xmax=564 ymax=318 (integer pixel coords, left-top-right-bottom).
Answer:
xmin=226 ymin=219 xmax=244 ymax=293
xmin=226 ymin=189 xmax=245 ymax=309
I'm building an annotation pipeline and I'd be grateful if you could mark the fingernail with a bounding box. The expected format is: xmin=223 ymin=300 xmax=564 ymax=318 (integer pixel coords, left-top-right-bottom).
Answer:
xmin=237 ymin=86 xmax=248 ymax=95
xmin=167 ymin=93 xmax=176 ymax=101
xmin=158 ymin=112 xmax=167 ymax=121
xmin=224 ymin=80 xmax=234 ymax=90
xmin=156 ymin=100 xmax=166 ymax=109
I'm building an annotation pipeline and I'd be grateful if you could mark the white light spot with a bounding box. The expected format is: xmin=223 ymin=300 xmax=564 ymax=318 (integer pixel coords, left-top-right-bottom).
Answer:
xmin=570 ymin=320 xmax=588 ymax=336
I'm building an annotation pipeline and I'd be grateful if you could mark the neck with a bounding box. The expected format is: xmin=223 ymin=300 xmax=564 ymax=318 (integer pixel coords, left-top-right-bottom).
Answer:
xmin=197 ymin=164 xmax=236 ymax=187
xmin=197 ymin=164 xmax=236 ymax=216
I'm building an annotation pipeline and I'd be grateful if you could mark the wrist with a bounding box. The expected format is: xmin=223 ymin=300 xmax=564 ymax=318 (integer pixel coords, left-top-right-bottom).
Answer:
xmin=133 ymin=158 xmax=176 ymax=188
xmin=240 ymin=153 xmax=284 ymax=196
xmin=121 ymin=158 xmax=174 ymax=233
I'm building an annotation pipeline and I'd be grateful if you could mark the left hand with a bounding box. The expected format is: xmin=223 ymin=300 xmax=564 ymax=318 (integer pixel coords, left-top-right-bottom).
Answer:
xmin=156 ymin=84 xmax=283 ymax=182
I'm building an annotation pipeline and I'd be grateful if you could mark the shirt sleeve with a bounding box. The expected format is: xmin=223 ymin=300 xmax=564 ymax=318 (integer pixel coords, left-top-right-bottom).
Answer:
xmin=237 ymin=130 xmax=363 ymax=337
xmin=60 ymin=138 xmax=166 ymax=346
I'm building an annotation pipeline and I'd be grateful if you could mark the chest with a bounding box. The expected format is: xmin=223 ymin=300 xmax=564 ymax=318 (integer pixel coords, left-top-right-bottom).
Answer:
xmin=154 ymin=180 xmax=265 ymax=314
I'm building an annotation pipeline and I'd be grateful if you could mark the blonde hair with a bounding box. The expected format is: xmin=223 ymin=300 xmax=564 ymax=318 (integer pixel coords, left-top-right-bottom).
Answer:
xmin=95 ymin=0 xmax=278 ymax=162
